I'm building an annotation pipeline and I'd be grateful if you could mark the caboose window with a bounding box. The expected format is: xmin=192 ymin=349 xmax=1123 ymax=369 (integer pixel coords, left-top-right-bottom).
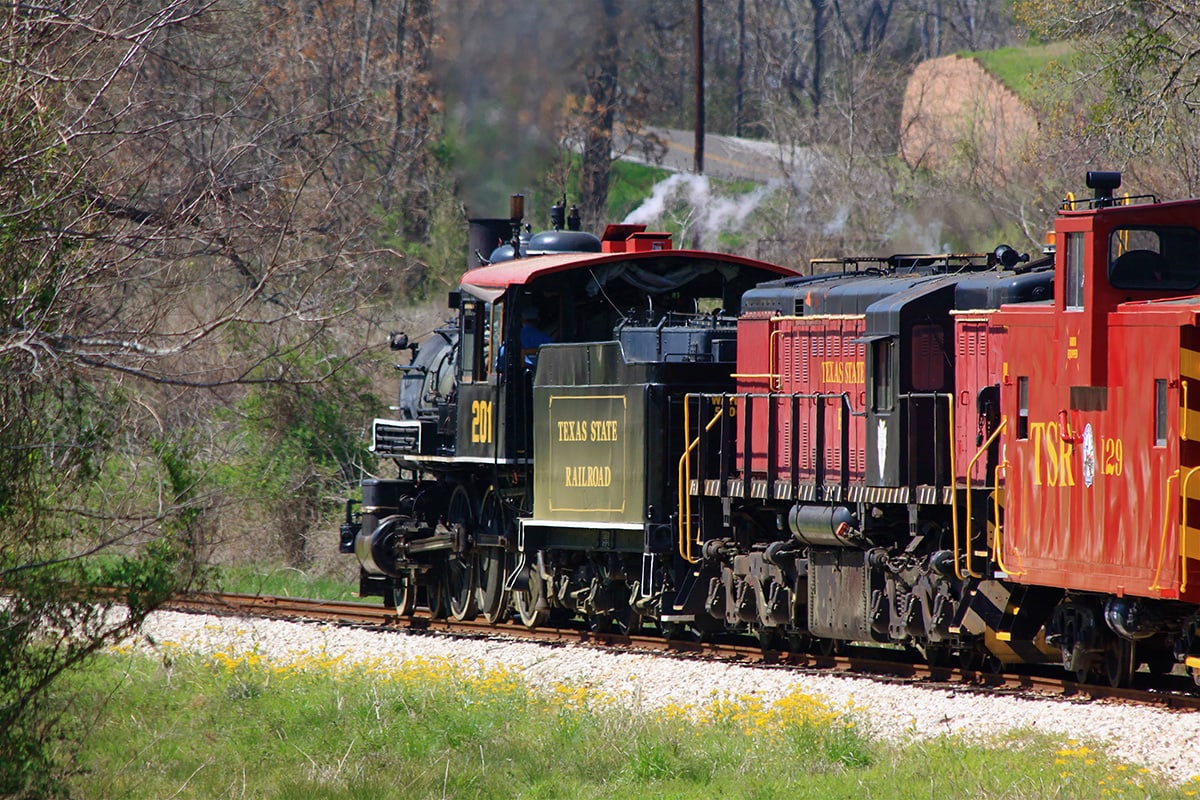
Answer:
xmin=1108 ymin=226 xmax=1200 ymax=291
xmin=1065 ymin=232 xmax=1085 ymax=310
xmin=1156 ymin=378 xmax=1168 ymax=447
xmin=1017 ymin=377 xmax=1029 ymax=439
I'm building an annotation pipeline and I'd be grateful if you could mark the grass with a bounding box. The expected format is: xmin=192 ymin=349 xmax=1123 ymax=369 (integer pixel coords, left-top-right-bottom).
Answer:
xmin=606 ymin=159 xmax=673 ymax=222
xmin=211 ymin=563 xmax=365 ymax=602
xmin=964 ymin=41 xmax=1076 ymax=101
xmin=60 ymin=647 xmax=1200 ymax=799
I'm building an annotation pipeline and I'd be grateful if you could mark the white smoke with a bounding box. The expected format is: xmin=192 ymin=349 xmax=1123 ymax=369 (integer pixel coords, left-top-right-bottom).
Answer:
xmin=622 ymin=174 xmax=776 ymax=250
xmin=885 ymin=213 xmax=946 ymax=254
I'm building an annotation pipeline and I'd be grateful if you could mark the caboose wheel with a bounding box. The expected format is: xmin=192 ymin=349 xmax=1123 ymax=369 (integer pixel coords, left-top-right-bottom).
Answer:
xmin=1104 ymin=637 xmax=1135 ymax=688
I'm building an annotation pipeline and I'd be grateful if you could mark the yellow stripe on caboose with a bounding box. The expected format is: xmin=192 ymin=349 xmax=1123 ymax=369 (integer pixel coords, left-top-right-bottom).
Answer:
xmin=1181 ymin=347 xmax=1200 ymax=380
xmin=1186 ymin=525 xmax=1200 ymax=560
xmin=1184 ymin=408 xmax=1200 ymax=442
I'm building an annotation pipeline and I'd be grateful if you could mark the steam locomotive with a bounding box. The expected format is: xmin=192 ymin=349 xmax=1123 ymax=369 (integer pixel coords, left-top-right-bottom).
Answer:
xmin=340 ymin=176 xmax=1200 ymax=688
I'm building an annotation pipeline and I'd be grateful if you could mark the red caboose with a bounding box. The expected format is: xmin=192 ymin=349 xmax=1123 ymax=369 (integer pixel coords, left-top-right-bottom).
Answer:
xmin=969 ymin=172 xmax=1200 ymax=682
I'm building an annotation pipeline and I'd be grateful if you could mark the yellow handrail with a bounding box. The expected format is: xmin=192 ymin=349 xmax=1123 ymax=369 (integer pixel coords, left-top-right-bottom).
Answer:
xmin=941 ymin=392 xmax=962 ymax=579
xmin=1180 ymin=466 xmax=1200 ymax=593
xmin=960 ymin=418 xmax=1007 ymax=580
xmin=1183 ymin=379 xmax=1190 ymax=442
xmin=769 ymin=329 xmax=786 ymax=391
xmin=992 ymin=461 xmax=1023 ymax=576
xmin=677 ymin=395 xmax=726 ymax=564
xmin=1150 ymin=469 xmax=1180 ymax=591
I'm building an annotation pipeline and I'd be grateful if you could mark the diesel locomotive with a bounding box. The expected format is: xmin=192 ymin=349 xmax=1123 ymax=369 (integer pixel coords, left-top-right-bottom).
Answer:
xmin=341 ymin=175 xmax=1200 ymax=688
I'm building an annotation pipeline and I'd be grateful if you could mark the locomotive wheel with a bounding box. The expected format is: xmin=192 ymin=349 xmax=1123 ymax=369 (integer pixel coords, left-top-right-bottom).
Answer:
xmin=922 ymin=643 xmax=953 ymax=668
xmin=1104 ymin=637 xmax=1135 ymax=688
xmin=447 ymin=555 xmax=478 ymax=621
xmin=477 ymin=491 xmax=511 ymax=624
xmin=446 ymin=485 xmax=479 ymax=621
xmin=785 ymin=632 xmax=810 ymax=655
xmin=425 ymin=575 xmax=449 ymax=619
xmin=389 ymin=577 xmax=416 ymax=616
xmin=756 ymin=626 xmax=780 ymax=651
xmin=513 ymin=564 xmax=550 ymax=629
xmin=660 ymin=621 xmax=685 ymax=641
xmin=811 ymin=637 xmax=840 ymax=657
xmin=587 ymin=582 xmax=639 ymax=635
xmin=477 ymin=549 xmax=509 ymax=624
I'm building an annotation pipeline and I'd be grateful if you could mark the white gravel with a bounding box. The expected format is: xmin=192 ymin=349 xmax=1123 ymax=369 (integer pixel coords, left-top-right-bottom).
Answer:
xmin=124 ymin=610 xmax=1200 ymax=785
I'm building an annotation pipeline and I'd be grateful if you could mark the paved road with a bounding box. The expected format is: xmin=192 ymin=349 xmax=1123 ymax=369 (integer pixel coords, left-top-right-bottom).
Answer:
xmin=615 ymin=126 xmax=814 ymax=184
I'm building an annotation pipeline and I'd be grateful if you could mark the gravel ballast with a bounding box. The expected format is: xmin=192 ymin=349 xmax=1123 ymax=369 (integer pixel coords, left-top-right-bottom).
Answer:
xmin=126 ymin=610 xmax=1200 ymax=784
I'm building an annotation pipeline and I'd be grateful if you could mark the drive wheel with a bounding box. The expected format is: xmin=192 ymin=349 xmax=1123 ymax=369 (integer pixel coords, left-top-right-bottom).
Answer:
xmin=513 ymin=559 xmax=550 ymax=629
xmin=476 ymin=549 xmax=509 ymax=624
xmin=447 ymin=555 xmax=477 ymax=621
xmin=446 ymin=485 xmax=478 ymax=621
xmin=477 ymin=491 xmax=511 ymax=624
xmin=425 ymin=575 xmax=449 ymax=619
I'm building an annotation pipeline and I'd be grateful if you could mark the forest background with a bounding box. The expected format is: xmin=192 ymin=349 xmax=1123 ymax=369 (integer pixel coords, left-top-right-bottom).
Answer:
xmin=3 ymin=0 xmax=1199 ymax=793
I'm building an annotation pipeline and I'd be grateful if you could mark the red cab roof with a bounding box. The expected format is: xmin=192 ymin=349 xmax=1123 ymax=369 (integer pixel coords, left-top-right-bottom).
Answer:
xmin=459 ymin=248 xmax=796 ymax=301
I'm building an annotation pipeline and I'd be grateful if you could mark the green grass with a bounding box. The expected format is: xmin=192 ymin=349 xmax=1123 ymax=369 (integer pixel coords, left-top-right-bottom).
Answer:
xmin=211 ymin=563 xmax=365 ymax=602
xmin=965 ymin=41 xmax=1076 ymax=100
xmin=606 ymin=160 xmax=673 ymax=222
xmin=60 ymin=649 xmax=1198 ymax=799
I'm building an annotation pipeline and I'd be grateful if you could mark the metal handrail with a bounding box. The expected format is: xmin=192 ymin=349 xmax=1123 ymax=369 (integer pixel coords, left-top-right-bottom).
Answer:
xmin=991 ymin=461 xmax=1023 ymax=576
xmin=1183 ymin=379 xmax=1190 ymax=442
xmin=1150 ymin=469 xmax=1180 ymax=592
xmin=959 ymin=418 xmax=1006 ymax=580
xmin=677 ymin=394 xmax=725 ymax=564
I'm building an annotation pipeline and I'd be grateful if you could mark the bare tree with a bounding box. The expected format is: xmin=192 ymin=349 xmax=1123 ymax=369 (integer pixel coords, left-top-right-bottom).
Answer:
xmin=1017 ymin=0 xmax=1200 ymax=197
xmin=577 ymin=0 xmax=623 ymax=228
xmin=0 ymin=1 xmax=433 ymax=790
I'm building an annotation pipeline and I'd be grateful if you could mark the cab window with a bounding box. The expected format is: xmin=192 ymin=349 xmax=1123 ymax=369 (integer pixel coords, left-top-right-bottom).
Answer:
xmin=459 ymin=299 xmax=492 ymax=382
xmin=1108 ymin=226 xmax=1200 ymax=291
xmin=1065 ymin=232 xmax=1085 ymax=310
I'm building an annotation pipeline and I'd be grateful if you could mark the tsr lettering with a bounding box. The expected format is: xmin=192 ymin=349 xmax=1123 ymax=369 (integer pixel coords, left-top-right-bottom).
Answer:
xmin=1028 ymin=421 xmax=1077 ymax=487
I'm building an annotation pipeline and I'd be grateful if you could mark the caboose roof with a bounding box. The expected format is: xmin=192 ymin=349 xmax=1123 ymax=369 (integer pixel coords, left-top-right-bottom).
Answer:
xmin=459 ymin=249 xmax=796 ymax=301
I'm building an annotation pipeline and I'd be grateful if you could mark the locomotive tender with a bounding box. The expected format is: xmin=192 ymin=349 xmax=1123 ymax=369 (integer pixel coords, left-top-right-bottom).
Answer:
xmin=342 ymin=174 xmax=1200 ymax=688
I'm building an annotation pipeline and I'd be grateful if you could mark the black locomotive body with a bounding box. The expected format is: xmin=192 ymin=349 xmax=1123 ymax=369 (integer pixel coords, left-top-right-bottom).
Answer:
xmin=342 ymin=213 xmax=794 ymax=629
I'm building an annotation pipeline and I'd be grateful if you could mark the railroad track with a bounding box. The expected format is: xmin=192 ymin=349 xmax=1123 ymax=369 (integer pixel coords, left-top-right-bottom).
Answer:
xmin=165 ymin=592 xmax=1200 ymax=712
